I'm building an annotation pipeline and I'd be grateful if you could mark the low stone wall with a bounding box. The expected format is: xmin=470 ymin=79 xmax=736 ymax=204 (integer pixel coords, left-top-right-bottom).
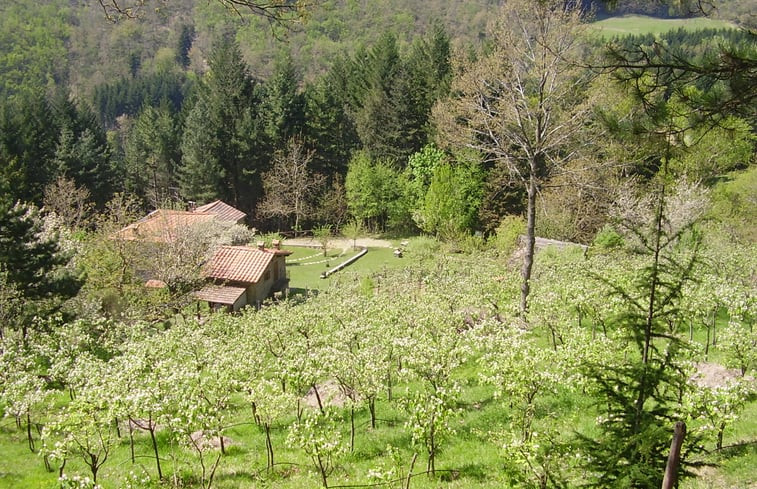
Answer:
xmin=320 ymin=247 xmax=368 ymax=278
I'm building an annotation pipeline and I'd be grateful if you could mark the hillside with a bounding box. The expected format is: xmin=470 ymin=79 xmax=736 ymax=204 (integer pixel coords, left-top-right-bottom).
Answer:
xmin=1 ymin=1 xmax=755 ymax=488
xmin=2 ymin=0 xmax=752 ymax=99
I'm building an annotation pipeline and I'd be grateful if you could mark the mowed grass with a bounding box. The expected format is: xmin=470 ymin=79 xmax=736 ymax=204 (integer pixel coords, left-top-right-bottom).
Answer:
xmin=285 ymin=243 xmax=406 ymax=293
xmin=590 ymin=14 xmax=736 ymax=37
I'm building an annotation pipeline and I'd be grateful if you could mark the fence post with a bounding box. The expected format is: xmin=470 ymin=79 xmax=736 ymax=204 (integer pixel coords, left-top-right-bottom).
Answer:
xmin=662 ymin=421 xmax=686 ymax=489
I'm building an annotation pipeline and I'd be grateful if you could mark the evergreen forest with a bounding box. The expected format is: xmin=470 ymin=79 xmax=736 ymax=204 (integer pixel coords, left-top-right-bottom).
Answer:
xmin=0 ymin=0 xmax=755 ymax=488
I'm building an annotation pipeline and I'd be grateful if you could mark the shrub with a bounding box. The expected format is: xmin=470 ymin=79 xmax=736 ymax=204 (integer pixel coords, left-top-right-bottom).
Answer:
xmin=491 ymin=215 xmax=525 ymax=256
xmin=592 ymin=224 xmax=624 ymax=250
xmin=405 ymin=236 xmax=441 ymax=261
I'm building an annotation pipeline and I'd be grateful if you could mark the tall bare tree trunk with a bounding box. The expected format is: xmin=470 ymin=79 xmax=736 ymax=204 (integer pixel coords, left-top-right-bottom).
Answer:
xmin=520 ymin=172 xmax=538 ymax=318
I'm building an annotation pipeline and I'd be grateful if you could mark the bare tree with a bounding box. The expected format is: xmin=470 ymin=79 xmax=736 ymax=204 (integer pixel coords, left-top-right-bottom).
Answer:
xmin=434 ymin=0 xmax=593 ymax=317
xmin=43 ymin=176 xmax=94 ymax=230
xmin=257 ymin=137 xmax=326 ymax=235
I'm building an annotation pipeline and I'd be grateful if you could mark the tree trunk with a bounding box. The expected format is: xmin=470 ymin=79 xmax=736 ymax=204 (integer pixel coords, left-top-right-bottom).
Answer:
xmin=386 ymin=369 xmax=393 ymax=402
xmin=265 ymin=423 xmax=274 ymax=469
xmin=711 ymin=309 xmax=717 ymax=346
xmin=312 ymin=383 xmax=324 ymax=414
xmin=90 ymin=453 xmax=99 ymax=483
xmin=148 ymin=416 xmax=163 ymax=480
xmin=316 ymin=453 xmax=329 ymax=488
xmin=405 ymin=452 xmax=417 ymax=489
xmin=428 ymin=415 xmax=436 ymax=477
xmin=717 ymin=421 xmax=725 ymax=450
xmin=635 ymin=181 xmax=666 ymax=434
xmin=128 ymin=417 xmax=135 ymax=463
xmin=350 ymin=406 xmax=355 ymax=452
xmin=520 ymin=173 xmax=537 ymax=318
xmin=26 ymin=412 xmax=35 ymax=453
xmin=369 ymin=398 xmax=377 ymax=429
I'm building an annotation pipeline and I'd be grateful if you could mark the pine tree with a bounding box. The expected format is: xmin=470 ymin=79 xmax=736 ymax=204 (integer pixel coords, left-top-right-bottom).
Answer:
xmin=178 ymin=37 xmax=268 ymax=211
xmin=0 ymin=196 xmax=82 ymax=338
xmin=264 ymin=52 xmax=305 ymax=150
xmin=352 ymin=33 xmax=406 ymax=163
xmin=124 ymin=104 xmax=181 ymax=207
xmin=0 ymin=93 xmax=59 ymax=204
xmin=399 ymin=24 xmax=452 ymax=160
xmin=50 ymin=93 xmax=114 ymax=207
xmin=178 ymin=97 xmax=224 ymax=204
xmin=52 ymin=127 xmax=112 ymax=208
xmin=303 ymin=78 xmax=358 ymax=178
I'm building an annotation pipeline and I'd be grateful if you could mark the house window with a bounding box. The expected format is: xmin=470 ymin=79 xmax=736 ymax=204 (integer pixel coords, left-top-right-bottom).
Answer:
xmin=265 ymin=270 xmax=271 ymax=281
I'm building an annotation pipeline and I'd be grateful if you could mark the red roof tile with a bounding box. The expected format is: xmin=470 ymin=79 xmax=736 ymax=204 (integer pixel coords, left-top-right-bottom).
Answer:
xmin=194 ymin=284 xmax=247 ymax=305
xmin=204 ymin=245 xmax=275 ymax=283
xmin=194 ymin=200 xmax=246 ymax=223
xmin=115 ymin=209 xmax=216 ymax=243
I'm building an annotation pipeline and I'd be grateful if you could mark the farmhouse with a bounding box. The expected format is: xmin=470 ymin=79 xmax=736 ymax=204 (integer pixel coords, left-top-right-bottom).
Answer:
xmin=195 ymin=241 xmax=291 ymax=312
xmin=192 ymin=200 xmax=246 ymax=224
xmin=115 ymin=208 xmax=217 ymax=243
xmin=115 ymin=201 xmax=247 ymax=243
xmin=114 ymin=201 xmax=290 ymax=311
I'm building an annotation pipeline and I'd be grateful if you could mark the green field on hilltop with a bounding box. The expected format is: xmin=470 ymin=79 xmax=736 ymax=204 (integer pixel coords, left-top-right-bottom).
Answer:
xmin=591 ymin=14 xmax=737 ymax=37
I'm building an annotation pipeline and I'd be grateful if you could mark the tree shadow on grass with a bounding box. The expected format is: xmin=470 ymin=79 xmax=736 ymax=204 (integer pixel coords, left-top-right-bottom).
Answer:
xmin=214 ymin=470 xmax=258 ymax=485
xmin=441 ymin=463 xmax=490 ymax=482
xmin=717 ymin=440 xmax=757 ymax=459
xmin=286 ymin=287 xmax=320 ymax=300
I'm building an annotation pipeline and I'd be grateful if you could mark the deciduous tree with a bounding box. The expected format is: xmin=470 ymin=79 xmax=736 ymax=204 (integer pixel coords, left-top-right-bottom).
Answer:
xmin=257 ymin=137 xmax=325 ymax=234
xmin=435 ymin=0 xmax=592 ymax=316
xmin=345 ymin=151 xmax=411 ymax=232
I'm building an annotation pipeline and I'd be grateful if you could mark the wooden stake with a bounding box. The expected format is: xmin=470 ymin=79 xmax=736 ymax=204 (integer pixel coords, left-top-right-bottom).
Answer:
xmin=662 ymin=421 xmax=686 ymax=489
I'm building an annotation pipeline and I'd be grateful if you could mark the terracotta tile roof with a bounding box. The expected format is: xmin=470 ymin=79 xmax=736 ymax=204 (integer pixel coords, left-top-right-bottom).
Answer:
xmin=194 ymin=200 xmax=246 ymax=223
xmin=194 ymin=284 xmax=247 ymax=305
xmin=204 ymin=245 xmax=275 ymax=284
xmin=115 ymin=209 xmax=216 ymax=243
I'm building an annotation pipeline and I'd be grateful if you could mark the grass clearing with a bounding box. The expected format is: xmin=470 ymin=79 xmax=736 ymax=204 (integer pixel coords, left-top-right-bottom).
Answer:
xmin=285 ymin=242 xmax=407 ymax=293
xmin=590 ymin=14 xmax=736 ymax=38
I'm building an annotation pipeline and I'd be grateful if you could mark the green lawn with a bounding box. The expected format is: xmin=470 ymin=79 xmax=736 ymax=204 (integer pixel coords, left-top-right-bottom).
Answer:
xmin=285 ymin=244 xmax=407 ymax=293
xmin=590 ymin=14 xmax=736 ymax=37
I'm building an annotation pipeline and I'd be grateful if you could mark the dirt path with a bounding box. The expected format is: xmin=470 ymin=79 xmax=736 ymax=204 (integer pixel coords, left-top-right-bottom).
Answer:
xmin=283 ymin=237 xmax=394 ymax=250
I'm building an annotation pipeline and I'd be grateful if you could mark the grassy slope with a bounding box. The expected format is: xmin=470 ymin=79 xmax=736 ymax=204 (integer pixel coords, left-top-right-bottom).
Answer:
xmin=1 ymin=241 xmax=754 ymax=488
xmin=590 ymin=14 xmax=737 ymax=37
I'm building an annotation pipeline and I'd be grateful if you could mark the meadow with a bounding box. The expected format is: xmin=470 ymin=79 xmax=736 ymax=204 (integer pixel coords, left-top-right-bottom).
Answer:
xmin=590 ymin=14 xmax=736 ymax=37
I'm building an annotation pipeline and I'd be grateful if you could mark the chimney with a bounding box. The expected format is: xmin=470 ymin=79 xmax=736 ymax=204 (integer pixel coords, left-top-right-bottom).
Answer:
xmin=272 ymin=239 xmax=281 ymax=250
xmin=257 ymin=241 xmax=265 ymax=250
